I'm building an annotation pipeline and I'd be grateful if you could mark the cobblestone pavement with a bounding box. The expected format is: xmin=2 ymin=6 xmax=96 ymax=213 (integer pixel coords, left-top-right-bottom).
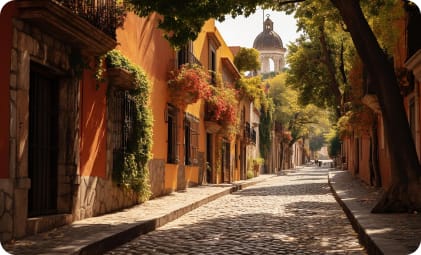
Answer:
xmin=106 ymin=167 xmax=366 ymax=255
xmin=329 ymin=170 xmax=421 ymax=254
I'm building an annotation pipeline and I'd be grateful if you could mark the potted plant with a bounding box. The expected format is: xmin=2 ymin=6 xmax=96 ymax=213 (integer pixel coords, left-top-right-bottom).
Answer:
xmin=104 ymin=50 xmax=138 ymax=90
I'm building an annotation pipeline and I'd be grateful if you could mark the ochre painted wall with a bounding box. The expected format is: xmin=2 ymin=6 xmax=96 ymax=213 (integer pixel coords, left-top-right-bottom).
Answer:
xmin=358 ymin=136 xmax=371 ymax=185
xmin=79 ymin=68 xmax=107 ymax=177
xmin=377 ymin=116 xmax=392 ymax=188
xmin=0 ymin=2 xmax=16 ymax=178
xmin=165 ymin=164 xmax=178 ymax=192
xmin=116 ymin=12 xmax=174 ymax=161
xmin=185 ymin=165 xmax=199 ymax=185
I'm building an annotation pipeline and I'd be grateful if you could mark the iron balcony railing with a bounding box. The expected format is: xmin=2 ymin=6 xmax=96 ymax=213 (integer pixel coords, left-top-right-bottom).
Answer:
xmin=55 ymin=0 xmax=125 ymax=38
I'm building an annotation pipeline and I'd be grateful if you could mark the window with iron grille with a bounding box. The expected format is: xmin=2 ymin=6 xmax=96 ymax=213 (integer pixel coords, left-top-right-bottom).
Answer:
xmin=109 ymin=88 xmax=135 ymax=169
xmin=210 ymin=49 xmax=217 ymax=84
xmin=167 ymin=104 xmax=179 ymax=163
xmin=184 ymin=113 xmax=199 ymax=165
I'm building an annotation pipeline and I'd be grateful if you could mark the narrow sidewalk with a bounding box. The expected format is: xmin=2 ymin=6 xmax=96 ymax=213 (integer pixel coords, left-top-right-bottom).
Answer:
xmin=3 ymin=174 xmax=275 ymax=255
xmin=329 ymin=170 xmax=421 ymax=255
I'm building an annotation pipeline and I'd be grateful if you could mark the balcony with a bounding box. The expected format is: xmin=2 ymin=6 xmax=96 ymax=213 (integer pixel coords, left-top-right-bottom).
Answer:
xmin=17 ymin=0 xmax=125 ymax=55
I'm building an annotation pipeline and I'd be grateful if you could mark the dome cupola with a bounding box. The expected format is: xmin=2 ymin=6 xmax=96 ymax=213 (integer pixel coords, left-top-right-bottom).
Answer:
xmin=252 ymin=14 xmax=286 ymax=74
xmin=253 ymin=15 xmax=284 ymax=50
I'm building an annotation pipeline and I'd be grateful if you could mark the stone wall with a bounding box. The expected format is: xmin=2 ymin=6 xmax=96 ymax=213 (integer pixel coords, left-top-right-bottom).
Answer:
xmin=0 ymin=180 xmax=13 ymax=241
xmin=148 ymin=159 xmax=166 ymax=198
xmin=74 ymin=176 xmax=138 ymax=220
xmin=2 ymin=18 xmax=77 ymax=240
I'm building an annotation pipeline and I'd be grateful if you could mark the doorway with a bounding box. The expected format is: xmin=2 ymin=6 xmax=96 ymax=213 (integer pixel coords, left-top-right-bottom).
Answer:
xmin=28 ymin=64 xmax=59 ymax=217
xmin=221 ymin=141 xmax=230 ymax=183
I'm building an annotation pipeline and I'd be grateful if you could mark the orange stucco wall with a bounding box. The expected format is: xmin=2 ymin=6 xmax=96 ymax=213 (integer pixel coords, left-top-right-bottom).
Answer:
xmin=358 ymin=136 xmax=371 ymax=185
xmin=165 ymin=164 xmax=178 ymax=192
xmin=185 ymin=165 xmax=199 ymax=185
xmin=377 ymin=116 xmax=392 ymax=188
xmin=116 ymin=12 xmax=174 ymax=161
xmin=346 ymin=138 xmax=356 ymax=175
xmin=79 ymin=68 xmax=107 ymax=177
xmin=0 ymin=2 xmax=16 ymax=178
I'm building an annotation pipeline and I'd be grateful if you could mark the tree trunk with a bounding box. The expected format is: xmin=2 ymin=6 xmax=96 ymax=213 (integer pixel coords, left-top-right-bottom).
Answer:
xmin=280 ymin=141 xmax=285 ymax=170
xmin=331 ymin=0 xmax=421 ymax=213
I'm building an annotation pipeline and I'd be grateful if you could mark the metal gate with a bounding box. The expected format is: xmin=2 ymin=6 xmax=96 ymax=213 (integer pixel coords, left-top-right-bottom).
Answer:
xmin=28 ymin=66 xmax=59 ymax=217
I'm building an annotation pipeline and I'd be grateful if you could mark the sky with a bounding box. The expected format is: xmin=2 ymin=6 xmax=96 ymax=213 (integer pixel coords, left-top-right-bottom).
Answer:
xmin=215 ymin=9 xmax=300 ymax=49
xmin=215 ymin=1 xmax=421 ymax=49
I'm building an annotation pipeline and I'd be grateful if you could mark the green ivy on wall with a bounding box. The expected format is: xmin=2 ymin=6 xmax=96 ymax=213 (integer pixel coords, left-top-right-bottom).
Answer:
xmin=259 ymin=106 xmax=273 ymax=159
xmin=104 ymin=49 xmax=153 ymax=202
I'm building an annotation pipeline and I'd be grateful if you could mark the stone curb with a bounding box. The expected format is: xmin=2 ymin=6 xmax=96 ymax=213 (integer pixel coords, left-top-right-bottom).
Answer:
xmin=328 ymin=171 xmax=408 ymax=255
xmin=76 ymin=176 xmax=273 ymax=255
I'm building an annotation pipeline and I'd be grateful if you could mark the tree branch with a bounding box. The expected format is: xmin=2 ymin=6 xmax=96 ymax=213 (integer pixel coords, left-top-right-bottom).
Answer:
xmin=277 ymin=0 xmax=306 ymax=5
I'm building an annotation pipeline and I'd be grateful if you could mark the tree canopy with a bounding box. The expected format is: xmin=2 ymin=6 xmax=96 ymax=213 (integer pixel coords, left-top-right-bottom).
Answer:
xmin=285 ymin=0 xmax=353 ymax=118
xmin=267 ymin=73 xmax=332 ymax=145
xmin=234 ymin=47 xmax=261 ymax=73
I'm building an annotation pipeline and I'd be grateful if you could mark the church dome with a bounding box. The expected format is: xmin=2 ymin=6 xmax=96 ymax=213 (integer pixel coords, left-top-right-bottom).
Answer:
xmin=253 ymin=16 xmax=284 ymax=50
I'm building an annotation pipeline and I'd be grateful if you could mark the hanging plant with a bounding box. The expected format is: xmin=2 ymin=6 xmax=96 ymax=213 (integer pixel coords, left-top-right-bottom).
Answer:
xmin=104 ymin=49 xmax=153 ymax=202
xmin=168 ymin=64 xmax=211 ymax=108
xmin=205 ymin=86 xmax=238 ymax=126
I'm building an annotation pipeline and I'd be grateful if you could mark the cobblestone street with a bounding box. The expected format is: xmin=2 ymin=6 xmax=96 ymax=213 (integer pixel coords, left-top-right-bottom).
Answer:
xmin=106 ymin=167 xmax=366 ymax=255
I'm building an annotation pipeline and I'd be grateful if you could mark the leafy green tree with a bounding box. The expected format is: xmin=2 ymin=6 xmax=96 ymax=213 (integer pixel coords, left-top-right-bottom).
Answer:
xmin=234 ymin=47 xmax=261 ymax=73
xmin=268 ymin=73 xmax=330 ymax=145
xmin=126 ymin=0 xmax=421 ymax=212
xmin=236 ymin=76 xmax=269 ymax=110
xmin=325 ymin=128 xmax=341 ymax=158
xmin=268 ymin=73 xmax=332 ymax=168
xmin=287 ymin=36 xmax=343 ymax=117
xmin=259 ymin=103 xmax=273 ymax=160
xmin=286 ymin=0 xmax=354 ymax=119
xmin=309 ymin=135 xmax=325 ymax=154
